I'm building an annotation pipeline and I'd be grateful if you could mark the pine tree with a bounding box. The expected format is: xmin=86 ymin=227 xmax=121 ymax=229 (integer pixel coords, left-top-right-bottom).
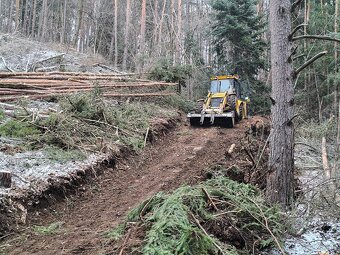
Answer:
xmin=211 ymin=0 xmax=266 ymax=78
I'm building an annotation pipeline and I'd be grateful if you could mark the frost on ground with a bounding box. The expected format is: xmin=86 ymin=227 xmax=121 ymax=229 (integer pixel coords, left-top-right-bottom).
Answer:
xmin=267 ymin=132 xmax=340 ymax=255
xmin=0 ymin=33 xmax=113 ymax=73
xmin=0 ymin=145 xmax=107 ymax=198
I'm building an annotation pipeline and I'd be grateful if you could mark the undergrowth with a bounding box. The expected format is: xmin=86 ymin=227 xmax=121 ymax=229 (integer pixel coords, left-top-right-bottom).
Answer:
xmin=0 ymin=119 xmax=41 ymax=138
xmin=0 ymin=109 xmax=5 ymax=121
xmin=2 ymin=92 xmax=179 ymax=155
xmin=297 ymin=118 xmax=337 ymax=140
xmin=32 ymin=222 xmax=63 ymax=235
xmin=110 ymin=175 xmax=284 ymax=255
xmin=45 ymin=146 xmax=86 ymax=163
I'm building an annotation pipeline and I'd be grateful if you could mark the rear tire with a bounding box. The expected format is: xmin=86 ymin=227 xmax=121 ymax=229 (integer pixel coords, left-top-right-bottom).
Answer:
xmin=238 ymin=104 xmax=244 ymax=122
xmin=227 ymin=95 xmax=236 ymax=111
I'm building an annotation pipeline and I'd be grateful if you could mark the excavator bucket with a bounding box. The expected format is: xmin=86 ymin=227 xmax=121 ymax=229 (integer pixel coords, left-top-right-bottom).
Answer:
xmin=187 ymin=111 xmax=235 ymax=128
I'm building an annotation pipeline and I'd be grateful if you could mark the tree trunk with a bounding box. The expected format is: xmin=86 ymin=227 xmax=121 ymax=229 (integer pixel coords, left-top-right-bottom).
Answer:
xmin=60 ymin=0 xmax=67 ymax=44
xmin=31 ymin=0 xmax=37 ymax=37
xmin=41 ymin=0 xmax=48 ymax=41
xmin=0 ymin=171 xmax=11 ymax=188
xmin=138 ymin=0 xmax=147 ymax=72
xmin=8 ymin=0 xmax=13 ymax=33
xmin=74 ymin=0 xmax=85 ymax=48
xmin=335 ymin=0 xmax=339 ymax=114
xmin=122 ymin=0 xmax=131 ymax=70
xmin=176 ymin=0 xmax=182 ymax=64
xmin=266 ymin=0 xmax=295 ymax=207
xmin=158 ymin=0 xmax=167 ymax=57
xmin=108 ymin=0 xmax=118 ymax=63
xmin=114 ymin=0 xmax=118 ymax=68
xmin=15 ymin=0 xmax=20 ymax=30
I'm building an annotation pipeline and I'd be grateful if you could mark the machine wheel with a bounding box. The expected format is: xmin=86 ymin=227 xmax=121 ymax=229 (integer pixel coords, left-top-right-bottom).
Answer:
xmin=238 ymin=104 xmax=244 ymax=121
xmin=227 ymin=95 xmax=236 ymax=111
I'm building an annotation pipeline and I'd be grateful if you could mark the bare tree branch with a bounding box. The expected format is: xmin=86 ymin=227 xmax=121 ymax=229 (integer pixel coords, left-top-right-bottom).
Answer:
xmin=292 ymin=35 xmax=340 ymax=43
xmin=289 ymin=24 xmax=308 ymax=40
xmin=0 ymin=57 xmax=14 ymax=73
xmin=291 ymin=0 xmax=304 ymax=12
xmin=293 ymin=53 xmax=305 ymax=61
xmin=294 ymin=51 xmax=328 ymax=77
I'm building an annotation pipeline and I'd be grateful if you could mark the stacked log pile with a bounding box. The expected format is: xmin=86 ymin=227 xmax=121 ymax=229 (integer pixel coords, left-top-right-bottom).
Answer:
xmin=0 ymin=72 xmax=177 ymax=102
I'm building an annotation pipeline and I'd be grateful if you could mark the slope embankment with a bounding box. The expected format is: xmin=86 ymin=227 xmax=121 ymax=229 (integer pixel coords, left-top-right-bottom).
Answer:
xmin=2 ymin=116 xmax=267 ymax=255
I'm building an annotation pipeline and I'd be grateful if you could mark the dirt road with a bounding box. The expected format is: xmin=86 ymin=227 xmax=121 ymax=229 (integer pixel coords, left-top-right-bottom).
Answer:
xmin=3 ymin=117 xmax=254 ymax=255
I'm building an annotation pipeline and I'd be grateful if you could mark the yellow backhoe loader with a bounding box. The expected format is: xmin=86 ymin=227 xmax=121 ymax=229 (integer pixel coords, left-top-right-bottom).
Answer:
xmin=187 ymin=74 xmax=249 ymax=128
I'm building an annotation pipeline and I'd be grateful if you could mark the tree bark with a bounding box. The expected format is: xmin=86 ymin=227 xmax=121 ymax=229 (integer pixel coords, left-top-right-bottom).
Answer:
xmin=266 ymin=0 xmax=295 ymax=207
xmin=335 ymin=0 xmax=339 ymax=114
xmin=176 ymin=0 xmax=182 ymax=64
xmin=138 ymin=0 xmax=147 ymax=72
xmin=31 ymin=0 xmax=37 ymax=37
xmin=74 ymin=0 xmax=85 ymax=48
xmin=15 ymin=0 xmax=20 ymax=30
xmin=122 ymin=0 xmax=131 ymax=70
xmin=114 ymin=0 xmax=118 ymax=68
xmin=0 ymin=171 xmax=11 ymax=188
xmin=60 ymin=0 xmax=67 ymax=44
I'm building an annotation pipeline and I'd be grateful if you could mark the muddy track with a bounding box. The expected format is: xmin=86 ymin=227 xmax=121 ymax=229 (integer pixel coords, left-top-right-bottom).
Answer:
xmin=3 ymin=117 xmax=256 ymax=255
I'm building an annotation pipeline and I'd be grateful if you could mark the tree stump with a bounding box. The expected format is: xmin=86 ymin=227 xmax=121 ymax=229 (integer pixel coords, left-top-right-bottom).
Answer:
xmin=0 ymin=171 xmax=11 ymax=188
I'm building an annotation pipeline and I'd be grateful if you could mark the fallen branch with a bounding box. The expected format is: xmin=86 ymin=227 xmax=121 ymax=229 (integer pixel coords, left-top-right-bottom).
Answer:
xmin=190 ymin=212 xmax=225 ymax=255
xmin=118 ymin=228 xmax=132 ymax=255
xmin=247 ymin=198 xmax=286 ymax=255
xmin=1 ymin=57 xmax=14 ymax=73
xmin=202 ymin=188 xmax=219 ymax=211
xmin=244 ymin=147 xmax=256 ymax=166
xmin=143 ymin=127 xmax=150 ymax=148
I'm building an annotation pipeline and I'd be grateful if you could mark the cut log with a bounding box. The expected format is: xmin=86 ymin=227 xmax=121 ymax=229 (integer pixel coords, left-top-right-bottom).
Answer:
xmin=0 ymin=171 xmax=11 ymax=188
xmin=227 ymin=144 xmax=236 ymax=155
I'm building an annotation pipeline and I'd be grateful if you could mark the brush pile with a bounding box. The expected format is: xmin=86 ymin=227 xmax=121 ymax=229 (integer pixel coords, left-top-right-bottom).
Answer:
xmin=111 ymin=173 xmax=284 ymax=255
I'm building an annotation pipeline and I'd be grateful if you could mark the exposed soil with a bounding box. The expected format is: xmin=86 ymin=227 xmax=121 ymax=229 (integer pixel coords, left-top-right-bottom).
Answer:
xmin=2 ymin=116 xmax=262 ymax=255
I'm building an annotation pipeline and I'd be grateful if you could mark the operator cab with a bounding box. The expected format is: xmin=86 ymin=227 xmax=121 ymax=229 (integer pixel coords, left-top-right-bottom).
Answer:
xmin=209 ymin=75 xmax=240 ymax=95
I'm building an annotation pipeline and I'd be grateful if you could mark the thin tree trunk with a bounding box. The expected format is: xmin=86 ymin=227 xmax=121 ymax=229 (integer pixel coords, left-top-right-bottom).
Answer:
xmin=266 ymin=0 xmax=295 ymax=207
xmin=60 ymin=0 xmax=67 ymax=43
xmin=170 ymin=0 xmax=175 ymax=63
xmin=122 ymin=0 xmax=131 ymax=70
xmin=8 ymin=0 xmax=13 ymax=32
xmin=158 ymin=0 xmax=167 ymax=56
xmin=15 ymin=0 xmax=20 ymax=30
xmin=31 ymin=0 xmax=37 ymax=37
xmin=176 ymin=0 xmax=182 ymax=64
xmin=152 ymin=0 xmax=159 ymax=54
xmin=138 ymin=0 xmax=147 ymax=72
xmin=23 ymin=0 xmax=29 ymax=34
xmin=41 ymin=0 xmax=48 ymax=41
xmin=74 ymin=0 xmax=85 ymax=48
xmin=335 ymin=0 xmax=339 ymax=114
xmin=114 ymin=0 xmax=118 ymax=68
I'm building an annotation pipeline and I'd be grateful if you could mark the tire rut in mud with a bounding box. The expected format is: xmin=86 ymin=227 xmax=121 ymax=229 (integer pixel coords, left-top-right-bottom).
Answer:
xmin=3 ymin=116 xmax=268 ymax=255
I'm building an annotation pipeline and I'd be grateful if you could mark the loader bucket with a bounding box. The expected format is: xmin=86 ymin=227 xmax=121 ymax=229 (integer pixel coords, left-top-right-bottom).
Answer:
xmin=187 ymin=112 xmax=235 ymax=128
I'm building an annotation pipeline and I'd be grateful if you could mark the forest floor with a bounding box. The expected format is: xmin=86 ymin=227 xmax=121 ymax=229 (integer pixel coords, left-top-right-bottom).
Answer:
xmin=0 ymin=116 xmax=258 ymax=255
